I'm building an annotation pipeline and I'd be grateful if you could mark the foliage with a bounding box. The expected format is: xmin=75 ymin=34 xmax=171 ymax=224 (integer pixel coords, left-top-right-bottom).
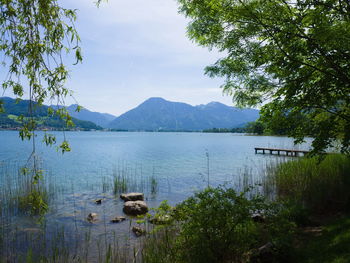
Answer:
xmin=143 ymin=187 xmax=296 ymax=263
xmin=149 ymin=200 xmax=175 ymax=227
xmin=177 ymin=0 xmax=350 ymax=154
xmin=0 ymin=0 xmax=83 ymax=148
xmin=18 ymin=188 xmax=48 ymax=216
xmin=265 ymin=154 xmax=350 ymax=215
xmin=245 ymin=115 xmax=308 ymax=136
xmin=245 ymin=121 xmax=265 ymax=135
xmin=0 ymin=114 xmax=102 ymax=130
xmin=202 ymin=127 xmax=247 ymax=133
xmin=16 ymin=160 xmax=49 ymax=216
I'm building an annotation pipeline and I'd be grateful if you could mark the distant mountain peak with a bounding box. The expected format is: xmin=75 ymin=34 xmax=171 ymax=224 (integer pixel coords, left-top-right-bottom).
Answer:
xmin=108 ymin=97 xmax=259 ymax=131
xmin=63 ymin=104 xmax=116 ymax=128
xmin=205 ymin=101 xmax=226 ymax=107
xmin=144 ymin=97 xmax=166 ymax=103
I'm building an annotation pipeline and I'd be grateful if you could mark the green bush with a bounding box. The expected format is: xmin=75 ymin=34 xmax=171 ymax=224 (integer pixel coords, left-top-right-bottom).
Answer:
xmin=143 ymin=187 xmax=296 ymax=263
xmin=267 ymin=154 xmax=350 ymax=215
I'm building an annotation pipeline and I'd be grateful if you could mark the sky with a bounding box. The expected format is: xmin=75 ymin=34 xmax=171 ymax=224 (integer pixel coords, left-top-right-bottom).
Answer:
xmin=2 ymin=0 xmax=234 ymax=116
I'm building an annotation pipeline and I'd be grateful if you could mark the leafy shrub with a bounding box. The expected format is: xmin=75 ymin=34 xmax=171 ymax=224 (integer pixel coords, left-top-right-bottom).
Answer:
xmin=143 ymin=187 xmax=296 ymax=263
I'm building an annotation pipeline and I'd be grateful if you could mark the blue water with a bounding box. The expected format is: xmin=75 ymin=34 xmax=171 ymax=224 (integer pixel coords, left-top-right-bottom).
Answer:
xmin=0 ymin=131 xmax=311 ymax=260
xmin=0 ymin=131 xmax=310 ymax=196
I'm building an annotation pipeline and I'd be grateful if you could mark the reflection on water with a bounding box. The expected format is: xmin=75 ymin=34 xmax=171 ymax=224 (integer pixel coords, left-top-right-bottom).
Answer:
xmin=0 ymin=131 xmax=311 ymax=261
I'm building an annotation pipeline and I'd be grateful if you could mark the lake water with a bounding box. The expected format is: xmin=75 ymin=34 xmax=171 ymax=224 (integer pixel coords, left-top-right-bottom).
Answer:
xmin=0 ymin=131 xmax=311 ymax=260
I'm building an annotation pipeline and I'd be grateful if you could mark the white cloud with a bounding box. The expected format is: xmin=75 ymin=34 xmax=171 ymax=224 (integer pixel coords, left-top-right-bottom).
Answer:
xmin=55 ymin=0 xmax=230 ymax=115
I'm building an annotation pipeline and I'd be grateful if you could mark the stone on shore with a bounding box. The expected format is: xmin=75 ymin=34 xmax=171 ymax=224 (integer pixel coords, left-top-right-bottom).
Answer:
xmin=110 ymin=216 xmax=126 ymax=223
xmin=87 ymin=213 xmax=98 ymax=222
xmin=132 ymin=226 xmax=146 ymax=237
xmin=251 ymin=213 xmax=265 ymax=223
xmin=123 ymin=201 xmax=148 ymax=216
xmin=120 ymin=192 xmax=144 ymax=201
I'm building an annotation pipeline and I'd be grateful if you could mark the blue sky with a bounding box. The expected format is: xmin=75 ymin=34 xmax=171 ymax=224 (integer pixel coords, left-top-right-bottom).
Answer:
xmin=2 ymin=0 xmax=234 ymax=116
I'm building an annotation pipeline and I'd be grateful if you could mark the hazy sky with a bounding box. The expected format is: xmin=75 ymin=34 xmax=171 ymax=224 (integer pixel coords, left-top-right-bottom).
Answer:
xmin=2 ymin=0 xmax=235 ymax=116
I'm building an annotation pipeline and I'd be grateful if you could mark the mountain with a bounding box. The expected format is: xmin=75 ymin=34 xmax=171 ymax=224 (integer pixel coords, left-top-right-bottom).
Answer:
xmin=108 ymin=97 xmax=259 ymax=131
xmin=0 ymin=97 xmax=102 ymax=130
xmin=65 ymin=104 xmax=116 ymax=128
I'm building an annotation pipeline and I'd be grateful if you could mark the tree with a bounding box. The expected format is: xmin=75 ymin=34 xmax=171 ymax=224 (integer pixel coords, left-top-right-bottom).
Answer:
xmin=0 ymin=0 xmax=85 ymax=215
xmin=0 ymin=0 xmax=83 ymax=149
xmin=177 ymin=0 xmax=350 ymax=154
xmin=245 ymin=120 xmax=265 ymax=135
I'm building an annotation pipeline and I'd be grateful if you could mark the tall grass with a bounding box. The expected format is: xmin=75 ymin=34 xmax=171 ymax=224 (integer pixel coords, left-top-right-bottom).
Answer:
xmin=112 ymin=162 xmax=159 ymax=196
xmin=0 ymin=161 xmax=55 ymax=217
xmin=0 ymin=161 xmax=59 ymax=261
xmin=264 ymin=154 xmax=350 ymax=214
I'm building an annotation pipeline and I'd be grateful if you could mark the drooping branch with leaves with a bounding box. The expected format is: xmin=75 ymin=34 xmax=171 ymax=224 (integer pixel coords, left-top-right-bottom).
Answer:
xmin=0 ymin=0 xmax=84 ymax=215
xmin=0 ymin=0 xmax=82 ymax=148
xmin=178 ymin=0 xmax=350 ymax=154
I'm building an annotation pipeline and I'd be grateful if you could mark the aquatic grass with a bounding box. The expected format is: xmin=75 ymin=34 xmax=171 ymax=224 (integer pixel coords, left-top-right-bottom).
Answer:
xmin=0 ymin=161 xmax=60 ymax=261
xmin=264 ymin=154 xmax=350 ymax=214
xmin=113 ymin=173 xmax=128 ymax=194
xmin=0 ymin=222 xmax=137 ymax=262
xmin=150 ymin=175 xmax=158 ymax=196
xmin=0 ymin=161 xmax=56 ymax=217
xmin=112 ymin=162 xmax=159 ymax=197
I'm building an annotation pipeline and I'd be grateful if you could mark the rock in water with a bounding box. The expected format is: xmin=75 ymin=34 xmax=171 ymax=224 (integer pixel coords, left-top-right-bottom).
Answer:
xmin=87 ymin=213 xmax=98 ymax=222
xmin=110 ymin=216 xmax=126 ymax=223
xmin=120 ymin=193 xmax=144 ymax=201
xmin=123 ymin=201 xmax=148 ymax=216
xmin=132 ymin=226 xmax=146 ymax=237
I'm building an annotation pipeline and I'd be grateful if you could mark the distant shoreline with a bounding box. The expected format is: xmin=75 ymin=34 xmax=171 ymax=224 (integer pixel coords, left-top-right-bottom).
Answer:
xmin=0 ymin=128 xmax=262 ymax=135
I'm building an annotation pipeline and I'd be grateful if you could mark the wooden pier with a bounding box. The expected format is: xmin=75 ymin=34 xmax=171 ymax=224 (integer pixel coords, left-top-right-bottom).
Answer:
xmin=254 ymin=147 xmax=309 ymax=157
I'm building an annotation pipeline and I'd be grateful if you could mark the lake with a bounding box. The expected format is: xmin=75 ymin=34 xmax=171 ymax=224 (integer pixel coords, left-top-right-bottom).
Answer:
xmin=0 ymin=131 xmax=310 ymax=261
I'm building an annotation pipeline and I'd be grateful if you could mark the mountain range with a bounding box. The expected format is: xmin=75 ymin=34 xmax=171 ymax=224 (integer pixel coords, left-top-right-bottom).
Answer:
xmin=0 ymin=97 xmax=260 ymax=131
xmin=64 ymin=104 xmax=116 ymax=128
xmin=0 ymin=97 xmax=102 ymax=130
xmin=107 ymin=97 xmax=259 ymax=131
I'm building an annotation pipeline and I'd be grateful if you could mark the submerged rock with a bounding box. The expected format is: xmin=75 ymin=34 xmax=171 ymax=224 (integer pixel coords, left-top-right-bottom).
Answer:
xmin=110 ymin=216 xmax=126 ymax=223
xmin=87 ymin=213 xmax=98 ymax=222
xmin=123 ymin=201 xmax=148 ymax=216
xmin=120 ymin=193 xmax=144 ymax=202
xmin=132 ymin=226 xmax=146 ymax=237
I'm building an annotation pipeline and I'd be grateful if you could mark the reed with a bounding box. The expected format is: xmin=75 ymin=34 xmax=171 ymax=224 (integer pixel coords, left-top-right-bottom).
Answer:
xmin=112 ymin=162 xmax=159 ymax=197
xmin=264 ymin=154 xmax=350 ymax=214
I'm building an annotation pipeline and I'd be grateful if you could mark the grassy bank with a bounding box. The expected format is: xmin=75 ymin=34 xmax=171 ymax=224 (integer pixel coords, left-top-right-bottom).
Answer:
xmin=140 ymin=154 xmax=350 ymax=262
